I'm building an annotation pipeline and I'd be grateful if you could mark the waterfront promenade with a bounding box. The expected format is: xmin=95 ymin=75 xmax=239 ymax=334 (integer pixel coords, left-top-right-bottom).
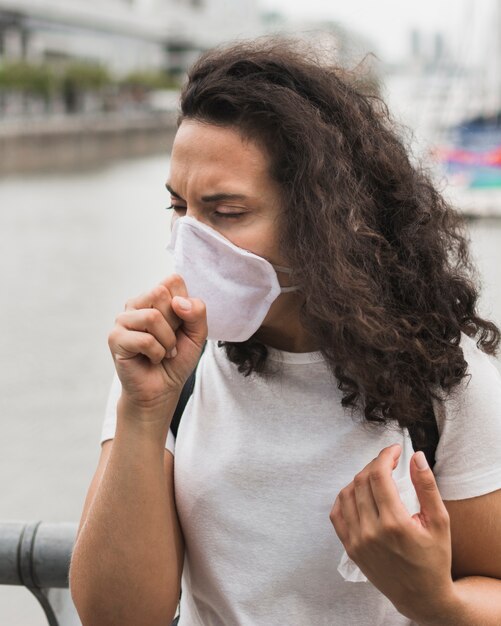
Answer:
xmin=0 ymin=110 xmax=178 ymax=175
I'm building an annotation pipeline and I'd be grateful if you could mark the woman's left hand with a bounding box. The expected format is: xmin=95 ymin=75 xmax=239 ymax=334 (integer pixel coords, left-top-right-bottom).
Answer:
xmin=330 ymin=444 xmax=456 ymax=623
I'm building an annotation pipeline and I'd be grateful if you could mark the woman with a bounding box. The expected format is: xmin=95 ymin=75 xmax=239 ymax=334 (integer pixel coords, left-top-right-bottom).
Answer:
xmin=70 ymin=38 xmax=501 ymax=625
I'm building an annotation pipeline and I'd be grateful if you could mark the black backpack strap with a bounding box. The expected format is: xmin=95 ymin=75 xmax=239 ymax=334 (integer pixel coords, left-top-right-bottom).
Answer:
xmin=407 ymin=400 xmax=439 ymax=471
xmin=170 ymin=342 xmax=207 ymax=623
xmin=170 ymin=341 xmax=207 ymax=438
xmin=170 ymin=370 xmax=196 ymax=438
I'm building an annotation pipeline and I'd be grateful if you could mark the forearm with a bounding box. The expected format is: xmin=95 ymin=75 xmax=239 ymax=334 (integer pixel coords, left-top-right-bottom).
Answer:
xmin=417 ymin=576 xmax=501 ymax=626
xmin=69 ymin=411 xmax=181 ymax=626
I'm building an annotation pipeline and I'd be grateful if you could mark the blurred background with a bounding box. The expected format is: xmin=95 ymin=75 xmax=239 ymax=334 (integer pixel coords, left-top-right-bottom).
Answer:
xmin=1 ymin=1 xmax=500 ymax=624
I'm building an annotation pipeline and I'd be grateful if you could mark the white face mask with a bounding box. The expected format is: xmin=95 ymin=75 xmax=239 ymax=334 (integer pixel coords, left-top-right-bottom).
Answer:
xmin=166 ymin=215 xmax=299 ymax=342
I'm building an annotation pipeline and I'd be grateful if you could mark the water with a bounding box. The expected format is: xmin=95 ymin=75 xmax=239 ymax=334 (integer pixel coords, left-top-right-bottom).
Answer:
xmin=0 ymin=154 xmax=500 ymax=626
xmin=0 ymin=154 xmax=174 ymax=626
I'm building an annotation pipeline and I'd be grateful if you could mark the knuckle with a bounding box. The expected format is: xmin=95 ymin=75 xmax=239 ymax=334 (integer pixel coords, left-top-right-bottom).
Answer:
xmin=360 ymin=527 xmax=378 ymax=545
xmin=155 ymin=345 xmax=167 ymax=361
xmin=168 ymin=273 xmax=184 ymax=288
xmin=353 ymin=473 xmax=367 ymax=489
xmin=140 ymin=333 xmax=155 ymax=349
xmin=145 ymin=308 xmax=161 ymax=325
xmin=329 ymin=501 xmax=340 ymax=523
xmin=118 ymin=311 xmax=131 ymax=324
xmin=151 ymin=284 xmax=169 ymax=301
xmin=108 ymin=328 xmax=124 ymax=351
xmin=340 ymin=484 xmax=354 ymax=502
xmin=338 ymin=487 xmax=349 ymax=501
xmin=368 ymin=469 xmax=384 ymax=483
xmin=107 ymin=329 xmax=118 ymax=347
xmin=381 ymin=518 xmax=403 ymax=537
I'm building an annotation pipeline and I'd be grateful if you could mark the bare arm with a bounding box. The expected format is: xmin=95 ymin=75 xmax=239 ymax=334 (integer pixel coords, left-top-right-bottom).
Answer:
xmin=70 ymin=417 xmax=183 ymax=626
xmin=416 ymin=489 xmax=501 ymax=626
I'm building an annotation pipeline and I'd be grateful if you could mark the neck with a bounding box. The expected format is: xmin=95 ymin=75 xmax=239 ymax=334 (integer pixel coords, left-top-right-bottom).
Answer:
xmin=254 ymin=328 xmax=320 ymax=353
xmin=253 ymin=293 xmax=321 ymax=353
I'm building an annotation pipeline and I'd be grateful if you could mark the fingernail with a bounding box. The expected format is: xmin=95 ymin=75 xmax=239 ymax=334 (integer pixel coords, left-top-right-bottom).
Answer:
xmin=175 ymin=297 xmax=192 ymax=311
xmin=414 ymin=451 xmax=429 ymax=470
xmin=168 ymin=346 xmax=177 ymax=358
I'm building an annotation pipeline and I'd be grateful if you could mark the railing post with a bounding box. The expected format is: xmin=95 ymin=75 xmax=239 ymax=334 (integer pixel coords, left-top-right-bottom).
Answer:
xmin=19 ymin=521 xmax=60 ymax=626
xmin=0 ymin=521 xmax=79 ymax=626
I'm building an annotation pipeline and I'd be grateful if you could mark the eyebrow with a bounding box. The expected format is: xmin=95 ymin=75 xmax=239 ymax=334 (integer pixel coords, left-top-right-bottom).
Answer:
xmin=165 ymin=183 xmax=248 ymax=203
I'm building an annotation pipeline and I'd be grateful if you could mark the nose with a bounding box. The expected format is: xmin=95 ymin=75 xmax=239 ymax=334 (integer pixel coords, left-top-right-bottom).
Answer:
xmin=170 ymin=205 xmax=209 ymax=231
xmin=183 ymin=203 xmax=219 ymax=228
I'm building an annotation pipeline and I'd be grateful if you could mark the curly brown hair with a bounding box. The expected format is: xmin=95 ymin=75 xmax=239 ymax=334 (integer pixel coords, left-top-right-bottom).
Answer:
xmin=178 ymin=37 xmax=500 ymax=447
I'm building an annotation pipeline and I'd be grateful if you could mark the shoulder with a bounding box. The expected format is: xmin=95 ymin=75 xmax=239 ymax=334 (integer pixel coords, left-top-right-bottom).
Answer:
xmin=445 ymin=331 xmax=501 ymax=420
xmin=432 ymin=331 xmax=501 ymax=500
xmin=460 ymin=331 xmax=500 ymax=381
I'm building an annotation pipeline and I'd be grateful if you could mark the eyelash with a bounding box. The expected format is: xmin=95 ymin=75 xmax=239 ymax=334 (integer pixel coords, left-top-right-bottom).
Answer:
xmin=165 ymin=205 xmax=245 ymax=219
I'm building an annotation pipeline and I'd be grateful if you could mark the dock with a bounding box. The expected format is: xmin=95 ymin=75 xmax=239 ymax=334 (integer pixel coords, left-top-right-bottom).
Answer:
xmin=444 ymin=186 xmax=501 ymax=219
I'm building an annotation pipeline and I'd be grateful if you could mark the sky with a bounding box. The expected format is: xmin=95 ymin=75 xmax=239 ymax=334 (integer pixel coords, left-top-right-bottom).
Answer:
xmin=258 ymin=0 xmax=493 ymax=64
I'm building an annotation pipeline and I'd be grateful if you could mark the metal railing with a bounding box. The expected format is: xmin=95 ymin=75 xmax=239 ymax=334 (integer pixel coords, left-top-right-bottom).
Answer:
xmin=0 ymin=521 xmax=80 ymax=626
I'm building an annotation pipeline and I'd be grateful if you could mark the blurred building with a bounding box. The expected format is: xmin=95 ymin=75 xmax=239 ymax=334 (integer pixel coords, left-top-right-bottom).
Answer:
xmin=0 ymin=0 xmax=262 ymax=75
xmin=261 ymin=11 xmax=377 ymax=68
xmin=260 ymin=12 xmax=382 ymax=97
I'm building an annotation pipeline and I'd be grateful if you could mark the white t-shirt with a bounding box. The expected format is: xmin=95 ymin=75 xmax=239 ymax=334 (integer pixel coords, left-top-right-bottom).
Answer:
xmin=100 ymin=332 xmax=501 ymax=626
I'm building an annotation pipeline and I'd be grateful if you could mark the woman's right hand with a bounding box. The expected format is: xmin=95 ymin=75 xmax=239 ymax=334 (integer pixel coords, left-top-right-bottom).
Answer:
xmin=108 ymin=273 xmax=207 ymax=424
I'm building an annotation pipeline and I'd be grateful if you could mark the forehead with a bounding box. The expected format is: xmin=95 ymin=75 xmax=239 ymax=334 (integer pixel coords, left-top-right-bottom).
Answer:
xmin=169 ymin=120 xmax=273 ymax=194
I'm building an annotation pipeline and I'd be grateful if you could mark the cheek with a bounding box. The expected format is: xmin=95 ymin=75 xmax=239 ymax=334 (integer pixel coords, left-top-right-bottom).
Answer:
xmin=230 ymin=222 xmax=280 ymax=261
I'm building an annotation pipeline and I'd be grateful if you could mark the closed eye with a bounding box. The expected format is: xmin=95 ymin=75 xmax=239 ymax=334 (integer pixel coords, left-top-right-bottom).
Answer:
xmin=214 ymin=212 xmax=246 ymax=219
xmin=165 ymin=204 xmax=186 ymax=213
xmin=165 ymin=205 xmax=245 ymax=219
